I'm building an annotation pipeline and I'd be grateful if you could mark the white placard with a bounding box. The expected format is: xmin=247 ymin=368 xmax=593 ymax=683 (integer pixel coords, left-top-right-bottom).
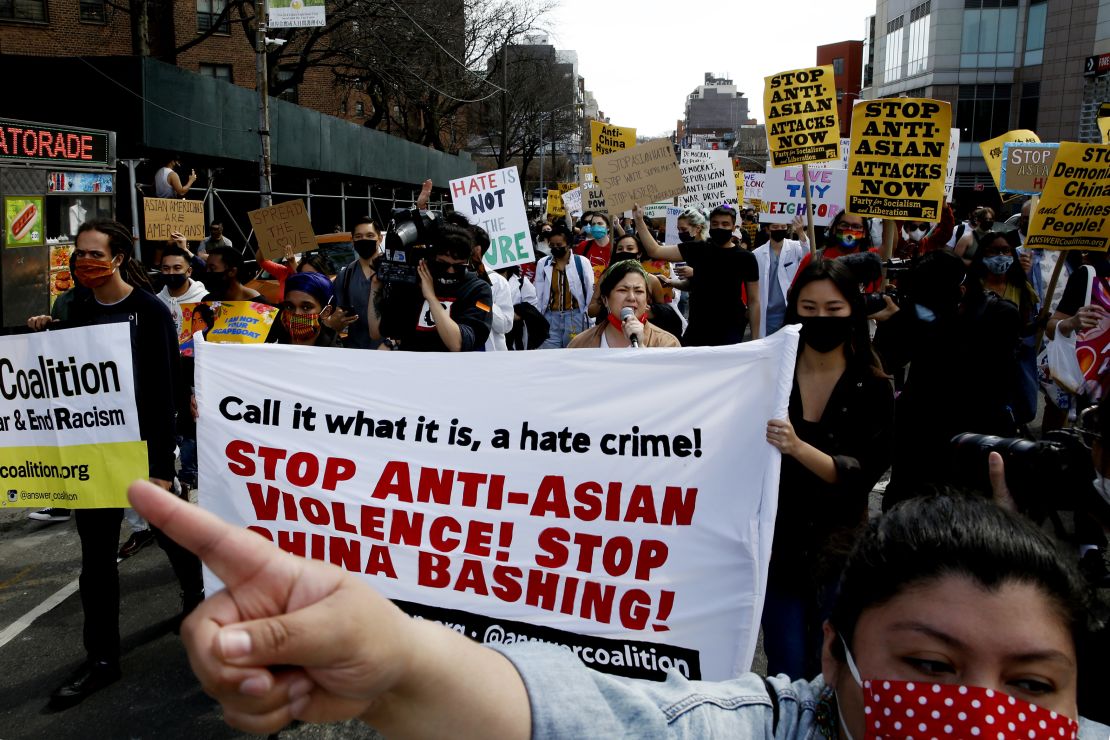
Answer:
xmin=450 ymin=167 xmax=535 ymax=271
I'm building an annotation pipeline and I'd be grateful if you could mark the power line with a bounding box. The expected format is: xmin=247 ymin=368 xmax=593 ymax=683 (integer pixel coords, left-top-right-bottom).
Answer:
xmin=363 ymin=25 xmax=504 ymax=104
xmin=78 ymin=57 xmax=257 ymax=133
xmin=386 ymin=0 xmax=507 ymax=93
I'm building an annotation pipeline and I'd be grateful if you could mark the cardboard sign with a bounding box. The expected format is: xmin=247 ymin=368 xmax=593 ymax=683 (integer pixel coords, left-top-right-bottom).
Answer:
xmin=759 ymin=165 xmax=847 ymax=226
xmin=944 ymin=128 xmax=960 ymax=200
xmin=591 ymin=121 xmax=637 ymax=157
xmin=744 ymin=172 xmax=766 ymax=203
xmin=593 ymin=139 xmax=686 ymax=216
xmin=1001 ymin=142 xmax=1060 ymax=195
xmin=1024 ymin=142 xmax=1110 ymax=251
xmin=248 ymin=200 xmax=316 ymax=260
xmin=450 ymin=167 xmax=535 ymax=271
xmin=578 ymin=165 xmax=596 ymax=186
xmin=143 ymin=197 xmax=205 ymax=241
xmin=979 ymin=130 xmax=1040 ymax=192
xmin=583 ymin=183 xmax=607 ymax=214
xmin=847 ymin=99 xmax=952 ymax=220
xmin=546 ymin=190 xmax=566 ymax=218
xmin=678 ymin=149 xmax=737 ymax=210
xmin=764 ymin=66 xmax=840 ymax=167
xmin=561 ymin=188 xmax=583 ymax=219
xmin=734 ymin=170 xmax=745 ymax=206
xmin=0 ymin=324 xmax=147 ymax=508
xmin=195 ymin=328 xmax=800 ymax=681
xmin=4 ymin=196 xmax=44 ymax=247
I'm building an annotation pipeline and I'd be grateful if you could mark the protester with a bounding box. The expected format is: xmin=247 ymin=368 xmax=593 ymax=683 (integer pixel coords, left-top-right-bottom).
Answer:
xmin=587 ymin=234 xmax=665 ymax=318
xmin=954 ymin=206 xmax=1001 ymax=264
xmin=157 ymin=245 xmax=210 ymax=334
xmin=368 ymin=223 xmax=493 ymax=352
xmin=297 ymin=253 xmax=334 ymax=276
xmin=327 ymin=217 xmax=379 ymax=348
xmin=25 ymin=219 xmax=203 ymax=709
xmin=893 ymin=202 xmax=954 ymax=260
xmin=274 ymin=271 xmax=340 ymax=348
xmin=876 ymin=250 xmax=1023 ymax=509
xmin=569 ymin=260 xmax=680 ymax=348
xmin=533 ymin=225 xmax=593 ymax=348
xmin=130 ymin=479 xmax=1109 ymax=738
xmin=201 ymin=246 xmax=262 ymax=301
xmin=762 ymin=260 xmax=894 ymax=678
xmin=154 ymin=155 xmax=197 ymax=199
xmin=753 ymin=217 xmax=809 ymax=337
xmin=498 ymin=265 xmax=547 ymax=351
xmin=636 ymin=204 xmax=761 ymax=345
xmin=196 ymin=221 xmax=232 ymax=264
xmin=576 ymin=212 xmax=614 ymax=284
xmin=255 ymin=244 xmax=298 ymax=302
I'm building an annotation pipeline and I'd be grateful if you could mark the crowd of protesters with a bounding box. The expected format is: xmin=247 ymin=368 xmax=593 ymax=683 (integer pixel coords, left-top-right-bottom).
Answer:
xmin=14 ymin=170 xmax=1109 ymax=739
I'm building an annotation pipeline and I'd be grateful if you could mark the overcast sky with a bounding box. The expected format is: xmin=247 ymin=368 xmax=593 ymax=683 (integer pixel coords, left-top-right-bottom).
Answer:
xmin=545 ymin=0 xmax=878 ymax=137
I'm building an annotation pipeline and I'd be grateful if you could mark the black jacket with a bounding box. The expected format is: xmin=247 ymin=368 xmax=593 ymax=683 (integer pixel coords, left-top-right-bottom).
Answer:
xmin=378 ymin=273 xmax=494 ymax=352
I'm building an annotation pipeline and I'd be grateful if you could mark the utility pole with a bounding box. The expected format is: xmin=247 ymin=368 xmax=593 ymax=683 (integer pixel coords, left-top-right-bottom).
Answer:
xmin=499 ymin=42 xmax=508 ymax=169
xmin=255 ymin=0 xmax=273 ymax=207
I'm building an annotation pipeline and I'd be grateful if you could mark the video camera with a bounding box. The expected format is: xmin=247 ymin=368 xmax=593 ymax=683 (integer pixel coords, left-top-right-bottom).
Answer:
xmin=950 ymin=430 xmax=1095 ymax=528
xmin=837 ymin=252 xmax=910 ymax=314
xmin=377 ymin=207 xmax=441 ymax=286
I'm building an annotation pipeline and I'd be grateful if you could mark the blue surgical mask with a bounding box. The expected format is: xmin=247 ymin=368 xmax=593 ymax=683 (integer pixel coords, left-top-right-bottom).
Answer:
xmin=914 ymin=303 xmax=937 ymax=323
xmin=588 ymin=224 xmax=608 ymax=240
xmin=983 ymin=255 xmax=1013 ymax=275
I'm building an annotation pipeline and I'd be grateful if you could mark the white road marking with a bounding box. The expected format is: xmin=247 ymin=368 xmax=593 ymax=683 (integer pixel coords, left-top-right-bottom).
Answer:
xmin=0 ymin=578 xmax=80 ymax=650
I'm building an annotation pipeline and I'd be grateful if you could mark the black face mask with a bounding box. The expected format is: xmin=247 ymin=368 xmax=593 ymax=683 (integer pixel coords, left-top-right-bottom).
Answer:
xmin=549 ymin=246 xmax=568 ymax=258
xmin=200 ymin=270 xmax=228 ymax=294
xmin=163 ymin=273 xmax=187 ymax=290
xmin=353 ymin=238 xmax=378 ymax=260
xmin=613 ymin=251 xmax=640 ymax=263
xmin=799 ymin=315 xmax=853 ymax=353
xmin=431 ymin=260 xmax=467 ymax=286
xmin=677 ymin=231 xmax=695 ymax=243
xmin=708 ymin=228 xmax=733 ymax=246
xmin=769 ymin=229 xmax=789 ymax=242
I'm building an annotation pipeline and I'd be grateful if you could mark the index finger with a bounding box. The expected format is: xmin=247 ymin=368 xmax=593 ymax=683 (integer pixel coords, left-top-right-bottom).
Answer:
xmin=128 ymin=480 xmax=291 ymax=590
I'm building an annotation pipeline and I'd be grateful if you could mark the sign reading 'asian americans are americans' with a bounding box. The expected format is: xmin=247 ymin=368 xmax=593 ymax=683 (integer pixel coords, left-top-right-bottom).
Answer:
xmin=195 ymin=329 xmax=799 ymax=682
xmin=0 ymin=323 xmax=146 ymax=509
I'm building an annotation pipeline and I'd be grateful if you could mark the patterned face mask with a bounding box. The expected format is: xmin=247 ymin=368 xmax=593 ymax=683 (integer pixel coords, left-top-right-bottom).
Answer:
xmin=281 ymin=311 xmax=320 ymax=343
xmin=839 ymin=639 xmax=1078 ymax=740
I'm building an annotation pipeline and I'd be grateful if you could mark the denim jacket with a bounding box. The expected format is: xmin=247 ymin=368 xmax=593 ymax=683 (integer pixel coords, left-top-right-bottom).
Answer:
xmin=495 ymin=643 xmax=1110 ymax=739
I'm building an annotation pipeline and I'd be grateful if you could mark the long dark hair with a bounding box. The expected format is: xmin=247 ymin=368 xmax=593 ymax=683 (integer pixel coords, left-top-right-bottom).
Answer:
xmin=608 ymin=234 xmax=644 ymax=265
xmin=785 ymin=259 xmax=884 ymax=377
xmin=76 ymin=218 xmax=153 ymax=292
xmin=825 ymin=210 xmax=873 ymax=251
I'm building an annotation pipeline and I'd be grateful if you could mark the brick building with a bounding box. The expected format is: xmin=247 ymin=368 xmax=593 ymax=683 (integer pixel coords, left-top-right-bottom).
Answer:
xmin=816 ymin=40 xmax=865 ymax=137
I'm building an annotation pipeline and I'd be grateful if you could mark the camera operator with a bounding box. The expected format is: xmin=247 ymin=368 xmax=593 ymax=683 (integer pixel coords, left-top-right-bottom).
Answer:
xmin=874 ymin=249 xmax=1023 ymax=510
xmin=367 ymin=217 xmax=492 ymax=352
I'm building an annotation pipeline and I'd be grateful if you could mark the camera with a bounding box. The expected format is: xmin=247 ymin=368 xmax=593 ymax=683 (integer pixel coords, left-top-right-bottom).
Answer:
xmin=377 ymin=207 xmax=440 ymax=286
xmin=950 ymin=431 xmax=1095 ymax=525
xmin=863 ymin=287 xmax=899 ymax=315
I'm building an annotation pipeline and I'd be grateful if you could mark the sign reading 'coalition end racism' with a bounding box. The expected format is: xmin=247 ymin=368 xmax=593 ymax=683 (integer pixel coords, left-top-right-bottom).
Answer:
xmin=846 ymin=99 xmax=951 ymax=220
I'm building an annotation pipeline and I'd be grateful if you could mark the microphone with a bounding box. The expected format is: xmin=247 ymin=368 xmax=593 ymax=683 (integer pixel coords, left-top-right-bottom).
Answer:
xmin=620 ymin=306 xmax=641 ymax=348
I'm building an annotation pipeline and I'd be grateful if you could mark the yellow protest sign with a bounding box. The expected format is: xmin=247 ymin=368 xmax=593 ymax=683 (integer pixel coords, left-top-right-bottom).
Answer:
xmin=143 ymin=197 xmax=205 ymax=240
xmin=591 ymin=121 xmax=636 ymax=157
xmin=734 ymin=170 xmax=745 ymax=205
xmin=764 ymin=66 xmax=839 ymax=167
xmin=1024 ymin=142 xmax=1110 ymax=251
xmin=578 ymin=164 xmax=595 ymax=186
xmin=0 ymin=442 xmax=147 ymax=508
xmin=546 ymin=189 xmax=566 ymax=218
xmin=557 ymin=182 xmax=577 ymax=195
xmin=1098 ymin=103 xmax=1110 ymax=145
xmin=846 ymin=99 xmax=951 ymax=220
xmin=979 ymin=130 xmax=1040 ymax=192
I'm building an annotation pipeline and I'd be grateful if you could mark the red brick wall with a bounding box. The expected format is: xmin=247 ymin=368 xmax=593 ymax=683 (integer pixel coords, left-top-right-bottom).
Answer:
xmin=0 ymin=0 xmax=131 ymax=56
xmin=816 ymin=40 xmax=864 ymax=137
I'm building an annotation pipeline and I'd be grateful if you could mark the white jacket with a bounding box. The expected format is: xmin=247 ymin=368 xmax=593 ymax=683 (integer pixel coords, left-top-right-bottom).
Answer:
xmin=533 ymin=254 xmax=593 ymax=318
xmin=753 ymin=239 xmax=807 ymax=338
xmin=484 ymin=270 xmax=516 ymax=352
xmin=157 ymin=279 xmax=210 ymax=335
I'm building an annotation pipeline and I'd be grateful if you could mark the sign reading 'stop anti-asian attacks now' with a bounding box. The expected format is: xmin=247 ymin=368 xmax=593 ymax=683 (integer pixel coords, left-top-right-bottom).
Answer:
xmin=763 ymin=66 xmax=840 ymax=167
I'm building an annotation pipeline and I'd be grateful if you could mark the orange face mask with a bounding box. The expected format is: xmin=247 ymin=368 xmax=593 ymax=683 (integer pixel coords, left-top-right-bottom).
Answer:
xmin=74 ymin=257 xmax=116 ymax=288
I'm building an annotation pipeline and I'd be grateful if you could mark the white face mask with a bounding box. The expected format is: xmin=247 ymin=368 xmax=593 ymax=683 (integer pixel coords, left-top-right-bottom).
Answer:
xmin=907 ymin=228 xmax=926 ymax=241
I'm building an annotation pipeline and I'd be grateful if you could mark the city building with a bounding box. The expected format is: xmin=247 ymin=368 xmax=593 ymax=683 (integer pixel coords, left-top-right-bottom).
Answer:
xmin=816 ymin=41 xmax=865 ymax=136
xmin=863 ymin=0 xmax=1109 ymax=209
xmin=684 ymin=73 xmax=754 ymax=138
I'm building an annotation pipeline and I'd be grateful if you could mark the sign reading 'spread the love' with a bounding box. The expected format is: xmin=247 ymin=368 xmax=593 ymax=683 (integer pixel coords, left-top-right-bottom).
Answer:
xmin=195 ymin=330 xmax=798 ymax=681
xmin=0 ymin=324 xmax=146 ymax=509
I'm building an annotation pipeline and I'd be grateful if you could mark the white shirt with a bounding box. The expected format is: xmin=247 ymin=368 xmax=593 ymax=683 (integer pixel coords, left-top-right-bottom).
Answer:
xmin=484 ymin=271 xmax=515 ymax=352
xmin=752 ymin=239 xmax=807 ymax=338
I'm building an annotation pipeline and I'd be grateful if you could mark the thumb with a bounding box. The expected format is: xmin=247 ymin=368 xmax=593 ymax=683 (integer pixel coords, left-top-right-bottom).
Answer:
xmin=217 ymin=592 xmax=348 ymax=668
xmin=987 ymin=452 xmax=1016 ymax=511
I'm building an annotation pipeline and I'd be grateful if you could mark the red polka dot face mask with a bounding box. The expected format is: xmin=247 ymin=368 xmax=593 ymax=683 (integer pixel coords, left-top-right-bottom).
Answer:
xmin=840 ymin=640 xmax=1078 ymax=740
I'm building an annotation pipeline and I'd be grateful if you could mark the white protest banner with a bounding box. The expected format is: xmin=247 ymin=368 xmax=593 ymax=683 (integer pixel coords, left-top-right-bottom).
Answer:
xmin=450 ymin=167 xmax=534 ymax=271
xmin=744 ymin=172 xmax=765 ymax=204
xmin=0 ymin=323 xmax=146 ymax=509
xmin=195 ymin=329 xmax=798 ymax=681
xmin=759 ymin=165 xmax=847 ymax=226
xmin=562 ymin=187 xmax=583 ymax=218
xmin=642 ymin=201 xmax=675 ymax=220
xmin=679 ymin=149 xmax=738 ymax=210
xmin=665 ymin=205 xmax=683 ymax=244
xmin=945 ymin=128 xmax=960 ymax=200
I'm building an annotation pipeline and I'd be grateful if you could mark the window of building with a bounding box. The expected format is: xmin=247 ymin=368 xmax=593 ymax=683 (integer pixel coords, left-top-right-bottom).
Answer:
xmin=1024 ymin=0 xmax=1046 ymax=66
xmin=885 ymin=15 xmax=904 ymax=83
xmin=956 ymin=83 xmax=1012 ymax=143
xmin=832 ymin=57 xmax=845 ymax=75
xmin=961 ymin=0 xmax=1018 ymax=68
xmin=196 ymin=0 xmax=229 ymax=34
xmin=275 ymin=69 xmax=298 ymax=104
xmin=907 ymin=1 xmax=931 ymax=77
xmin=1018 ymin=81 xmax=1039 ymax=131
xmin=863 ymin=15 xmax=875 ymax=88
xmin=198 ymin=63 xmax=233 ymax=83
xmin=79 ymin=0 xmax=106 ymax=22
xmin=0 ymin=0 xmax=48 ymax=22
